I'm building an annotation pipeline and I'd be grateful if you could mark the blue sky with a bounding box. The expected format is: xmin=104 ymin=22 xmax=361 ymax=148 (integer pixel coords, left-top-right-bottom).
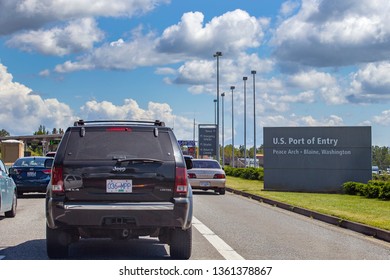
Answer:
xmin=1 ymin=0 xmax=390 ymax=146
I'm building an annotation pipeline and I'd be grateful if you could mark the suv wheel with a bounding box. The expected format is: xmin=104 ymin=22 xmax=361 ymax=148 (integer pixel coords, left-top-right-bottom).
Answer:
xmin=170 ymin=226 xmax=192 ymax=260
xmin=219 ymin=188 xmax=226 ymax=195
xmin=46 ymin=225 xmax=72 ymax=259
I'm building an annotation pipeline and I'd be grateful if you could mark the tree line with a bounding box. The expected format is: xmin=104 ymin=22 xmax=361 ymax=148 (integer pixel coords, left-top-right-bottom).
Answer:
xmin=1 ymin=126 xmax=390 ymax=170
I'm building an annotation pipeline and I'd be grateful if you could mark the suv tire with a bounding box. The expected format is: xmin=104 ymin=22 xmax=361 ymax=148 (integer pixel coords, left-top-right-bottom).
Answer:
xmin=170 ymin=226 xmax=192 ymax=260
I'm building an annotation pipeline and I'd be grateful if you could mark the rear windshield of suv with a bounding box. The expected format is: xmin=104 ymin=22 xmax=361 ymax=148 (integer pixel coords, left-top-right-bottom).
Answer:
xmin=64 ymin=127 xmax=174 ymax=161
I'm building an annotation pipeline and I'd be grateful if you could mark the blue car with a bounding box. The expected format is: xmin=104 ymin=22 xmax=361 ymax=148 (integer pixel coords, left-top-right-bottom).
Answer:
xmin=0 ymin=159 xmax=17 ymax=217
xmin=9 ymin=156 xmax=53 ymax=196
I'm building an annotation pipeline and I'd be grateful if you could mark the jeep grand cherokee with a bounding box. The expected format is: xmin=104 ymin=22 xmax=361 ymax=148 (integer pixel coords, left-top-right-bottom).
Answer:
xmin=45 ymin=120 xmax=193 ymax=259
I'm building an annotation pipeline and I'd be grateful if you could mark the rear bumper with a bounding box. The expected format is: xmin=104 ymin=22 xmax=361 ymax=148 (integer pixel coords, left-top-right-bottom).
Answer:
xmin=46 ymin=197 xmax=192 ymax=230
xmin=16 ymin=183 xmax=48 ymax=193
xmin=189 ymin=178 xmax=225 ymax=189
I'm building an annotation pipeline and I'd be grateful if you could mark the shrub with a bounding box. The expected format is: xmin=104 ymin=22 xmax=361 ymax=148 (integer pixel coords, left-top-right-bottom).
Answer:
xmin=343 ymin=180 xmax=390 ymax=200
xmin=363 ymin=184 xmax=381 ymax=198
xmin=343 ymin=181 xmax=359 ymax=195
xmin=372 ymin=173 xmax=390 ymax=181
xmin=378 ymin=182 xmax=390 ymax=200
xmin=224 ymin=166 xmax=264 ymax=181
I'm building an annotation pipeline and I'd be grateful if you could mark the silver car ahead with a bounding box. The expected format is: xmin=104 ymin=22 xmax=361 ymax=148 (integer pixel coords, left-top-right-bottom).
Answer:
xmin=187 ymin=159 xmax=226 ymax=195
xmin=0 ymin=159 xmax=17 ymax=217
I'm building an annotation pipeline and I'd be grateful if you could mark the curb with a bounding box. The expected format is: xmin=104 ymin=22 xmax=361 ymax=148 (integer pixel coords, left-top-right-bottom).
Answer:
xmin=226 ymin=187 xmax=390 ymax=243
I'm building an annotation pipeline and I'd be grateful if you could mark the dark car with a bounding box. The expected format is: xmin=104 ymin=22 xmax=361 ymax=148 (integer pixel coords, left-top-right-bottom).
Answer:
xmin=9 ymin=156 xmax=53 ymax=196
xmin=0 ymin=159 xmax=17 ymax=217
xmin=45 ymin=120 xmax=193 ymax=259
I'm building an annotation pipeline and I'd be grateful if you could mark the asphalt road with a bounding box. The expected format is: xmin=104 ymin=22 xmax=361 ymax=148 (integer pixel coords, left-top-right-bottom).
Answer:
xmin=0 ymin=191 xmax=389 ymax=260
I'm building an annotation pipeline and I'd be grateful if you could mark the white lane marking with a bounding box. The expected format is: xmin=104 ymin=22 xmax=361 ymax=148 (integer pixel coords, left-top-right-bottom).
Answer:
xmin=192 ymin=216 xmax=244 ymax=260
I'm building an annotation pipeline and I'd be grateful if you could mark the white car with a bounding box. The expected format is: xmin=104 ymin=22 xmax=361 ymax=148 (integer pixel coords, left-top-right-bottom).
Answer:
xmin=0 ymin=159 xmax=17 ymax=217
xmin=187 ymin=159 xmax=226 ymax=195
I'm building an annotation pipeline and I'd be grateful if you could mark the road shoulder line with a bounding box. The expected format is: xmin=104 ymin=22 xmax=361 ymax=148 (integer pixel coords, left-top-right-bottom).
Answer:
xmin=192 ymin=216 xmax=245 ymax=260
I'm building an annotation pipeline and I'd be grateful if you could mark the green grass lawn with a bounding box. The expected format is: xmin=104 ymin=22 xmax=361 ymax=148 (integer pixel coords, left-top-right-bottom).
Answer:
xmin=226 ymin=176 xmax=390 ymax=231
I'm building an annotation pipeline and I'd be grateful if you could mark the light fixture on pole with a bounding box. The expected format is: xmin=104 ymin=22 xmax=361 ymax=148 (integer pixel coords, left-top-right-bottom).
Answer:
xmin=243 ymin=76 xmax=248 ymax=168
xmin=213 ymin=51 xmax=222 ymax=163
xmin=230 ymin=86 xmax=235 ymax=168
xmin=251 ymin=70 xmax=257 ymax=168
xmin=221 ymin=92 xmax=225 ymax=167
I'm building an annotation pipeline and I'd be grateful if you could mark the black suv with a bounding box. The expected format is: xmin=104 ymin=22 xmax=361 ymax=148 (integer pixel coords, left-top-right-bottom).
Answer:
xmin=45 ymin=120 xmax=193 ymax=259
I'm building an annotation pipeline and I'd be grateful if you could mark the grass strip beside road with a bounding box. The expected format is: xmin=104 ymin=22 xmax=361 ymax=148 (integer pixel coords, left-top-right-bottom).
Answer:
xmin=226 ymin=176 xmax=390 ymax=231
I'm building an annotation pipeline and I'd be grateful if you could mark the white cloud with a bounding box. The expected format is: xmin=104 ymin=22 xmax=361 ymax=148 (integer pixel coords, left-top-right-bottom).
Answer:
xmin=279 ymin=0 xmax=300 ymax=17
xmin=157 ymin=9 xmax=268 ymax=56
xmin=0 ymin=63 xmax=76 ymax=134
xmin=55 ymin=27 xmax=177 ymax=72
xmin=0 ymin=0 xmax=170 ymax=35
xmin=288 ymin=70 xmax=336 ymax=89
xmin=372 ymin=110 xmax=390 ymax=125
xmin=261 ymin=114 xmax=344 ymax=127
xmin=6 ymin=18 xmax=104 ymax=55
xmin=279 ymin=91 xmax=315 ymax=103
xmin=299 ymin=114 xmax=344 ymax=126
xmin=0 ymin=62 xmax=195 ymax=139
xmin=174 ymin=60 xmax=215 ymax=85
xmin=349 ymin=62 xmax=390 ymax=102
xmin=155 ymin=67 xmax=176 ymax=75
xmin=39 ymin=69 xmax=50 ymax=77
xmin=80 ymin=99 xmax=194 ymax=139
xmin=272 ymin=0 xmax=390 ymax=67
xmin=54 ymin=9 xmax=269 ymax=73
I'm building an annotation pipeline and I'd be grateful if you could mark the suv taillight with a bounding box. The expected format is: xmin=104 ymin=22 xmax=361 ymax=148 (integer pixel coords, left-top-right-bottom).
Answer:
xmin=51 ymin=166 xmax=64 ymax=193
xmin=175 ymin=167 xmax=188 ymax=196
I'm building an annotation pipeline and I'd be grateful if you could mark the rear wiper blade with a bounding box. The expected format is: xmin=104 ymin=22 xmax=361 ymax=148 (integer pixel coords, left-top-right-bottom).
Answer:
xmin=114 ymin=158 xmax=163 ymax=163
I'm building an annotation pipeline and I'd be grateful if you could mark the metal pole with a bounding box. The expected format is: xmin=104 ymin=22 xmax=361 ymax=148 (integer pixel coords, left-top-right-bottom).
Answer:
xmin=221 ymin=92 xmax=225 ymax=167
xmin=214 ymin=99 xmax=217 ymax=125
xmin=213 ymin=52 xmax=222 ymax=163
xmin=251 ymin=70 xmax=256 ymax=168
xmin=231 ymin=86 xmax=235 ymax=168
xmin=243 ymin=76 xmax=247 ymax=168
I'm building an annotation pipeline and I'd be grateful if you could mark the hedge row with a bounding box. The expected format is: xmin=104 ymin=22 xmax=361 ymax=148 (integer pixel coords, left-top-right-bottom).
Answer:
xmin=343 ymin=180 xmax=390 ymax=200
xmin=224 ymin=166 xmax=264 ymax=181
xmin=372 ymin=173 xmax=390 ymax=181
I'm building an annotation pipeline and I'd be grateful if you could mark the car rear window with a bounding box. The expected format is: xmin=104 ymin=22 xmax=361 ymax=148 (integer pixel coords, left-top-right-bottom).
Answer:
xmin=14 ymin=157 xmax=47 ymax=167
xmin=64 ymin=127 xmax=174 ymax=161
xmin=193 ymin=160 xmax=221 ymax=169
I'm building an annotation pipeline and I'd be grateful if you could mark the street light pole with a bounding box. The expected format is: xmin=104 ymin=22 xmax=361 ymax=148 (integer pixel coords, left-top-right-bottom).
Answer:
xmin=213 ymin=99 xmax=217 ymax=125
xmin=243 ymin=76 xmax=248 ymax=168
xmin=230 ymin=86 xmax=235 ymax=168
xmin=213 ymin=51 xmax=222 ymax=163
xmin=251 ymin=70 xmax=257 ymax=168
xmin=221 ymin=92 xmax=225 ymax=167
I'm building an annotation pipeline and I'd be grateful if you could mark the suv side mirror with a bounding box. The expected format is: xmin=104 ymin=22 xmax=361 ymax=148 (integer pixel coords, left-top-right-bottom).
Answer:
xmin=45 ymin=158 xmax=54 ymax=168
xmin=184 ymin=157 xmax=193 ymax=170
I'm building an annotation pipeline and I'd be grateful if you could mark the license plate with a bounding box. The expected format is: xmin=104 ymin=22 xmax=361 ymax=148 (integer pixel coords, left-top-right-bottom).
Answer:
xmin=106 ymin=179 xmax=133 ymax=193
xmin=200 ymin=181 xmax=211 ymax=187
xmin=27 ymin=171 xmax=36 ymax=177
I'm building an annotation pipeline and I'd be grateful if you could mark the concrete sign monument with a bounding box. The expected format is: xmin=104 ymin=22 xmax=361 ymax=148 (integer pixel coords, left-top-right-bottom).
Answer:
xmin=263 ymin=126 xmax=372 ymax=193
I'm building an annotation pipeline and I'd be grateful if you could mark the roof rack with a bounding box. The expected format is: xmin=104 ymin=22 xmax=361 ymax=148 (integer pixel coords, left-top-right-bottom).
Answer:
xmin=73 ymin=120 xmax=166 ymax=127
